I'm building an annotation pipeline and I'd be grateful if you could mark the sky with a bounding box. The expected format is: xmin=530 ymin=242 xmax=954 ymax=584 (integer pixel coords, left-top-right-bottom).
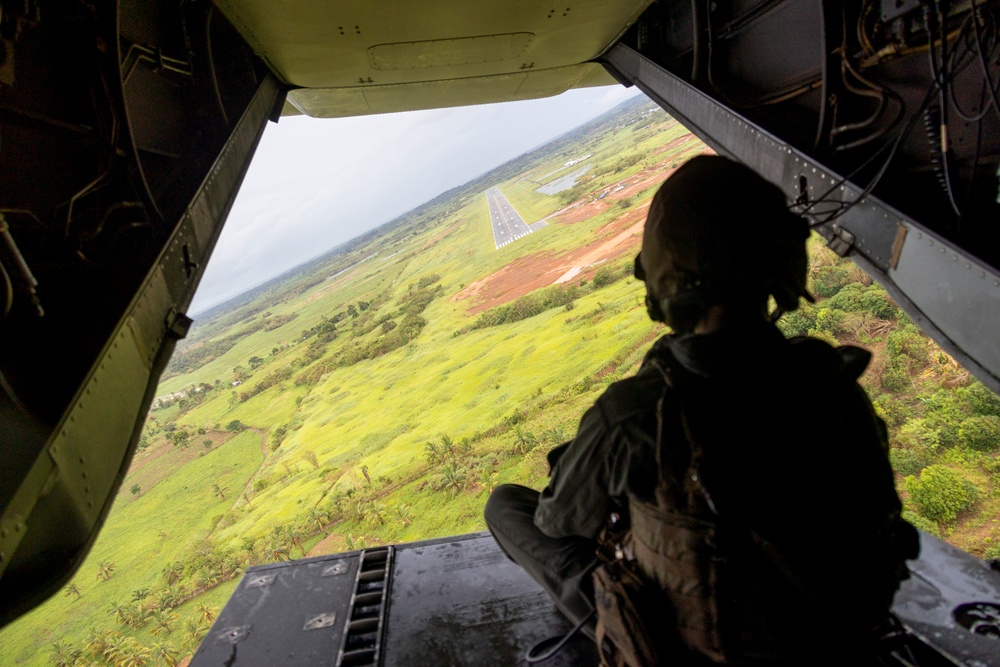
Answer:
xmin=189 ymin=84 xmax=645 ymax=314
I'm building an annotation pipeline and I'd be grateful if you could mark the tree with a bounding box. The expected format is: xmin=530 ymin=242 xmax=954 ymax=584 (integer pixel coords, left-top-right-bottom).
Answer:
xmin=308 ymin=508 xmax=331 ymax=535
xmin=360 ymin=465 xmax=371 ymax=485
xmin=161 ymin=561 xmax=184 ymax=586
xmin=150 ymin=609 xmax=178 ymax=636
xmin=226 ymin=419 xmax=244 ymax=432
xmin=367 ymin=501 xmax=386 ymax=527
xmin=248 ymin=355 xmax=264 ymax=369
xmin=83 ymin=628 xmax=121 ymax=662
xmin=395 ymin=504 xmax=413 ymax=527
xmin=151 ymin=642 xmax=181 ymax=667
xmin=347 ymin=304 xmax=359 ymax=318
xmin=480 ymin=467 xmax=498 ymax=494
xmin=97 ymin=560 xmax=116 ymax=581
xmin=439 ymin=434 xmax=456 ymax=460
xmin=441 ymin=464 xmax=466 ymax=496
xmin=196 ymin=603 xmax=219 ymax=625
xmin=424 ymin=440 xmax=441 ymax=465
xmin=959 ymin=415 xmax=1000 ymax=451
xmin=203 ymin=439 xmax=213 ymax=449
xmin=265 ymin=539 xmax=291 ymax=562
xmin=211 ymin=483 xmax=229 ymax=500
xmin=303 ymin=450 xmax=320 ymax=469
xmin=49 ymin=641 xmax=81 ymax=667
xmin=283 ymin=526 xmax=307 ymax=557
xmin=130 ymin=484 xmax=141 ymax=496
xmin=131 ymin=587 xmax=150 ymax=602
xmin=905 ymin=465 xmax=979 ymax=522
xmin=64 ymin=583 xmax=81 ymax=599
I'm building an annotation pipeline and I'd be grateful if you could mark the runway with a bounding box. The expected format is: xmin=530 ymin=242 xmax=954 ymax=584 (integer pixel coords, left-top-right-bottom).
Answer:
xmin=486 ymin=187 xmax=532 ymax=249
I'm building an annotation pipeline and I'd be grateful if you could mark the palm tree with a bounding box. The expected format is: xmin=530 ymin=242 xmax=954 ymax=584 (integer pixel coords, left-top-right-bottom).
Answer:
xmin=96 ymin=560 xmax=116 ymax=581
xmin=394 ymin=504 xmax=413 ymax=527
xmin=360 ymin=465 xmax=372 ymax=485
xmin=161 ymin=561 xmax=184 ymax=586
xmin=151 ymin=642 xmax=180 ymax=667
xmin=367 ymin=501 xmax=386 ymax=527
xmin=211 ymin=483 xmax=228 ymax=500
xmin=49 ymin=641 xmax=81 ymax=667
xmin=266 ymin=539 xmax=290 ymax=562
xmin=131 ymin=587 xmax=151 ymax=602
xmin=64 ymin=583 xmax=81 ymax=599
xmin=283 ymin=525 xmax=307 ymax=557
xmin=442 ymin=463 xmax=467 ymax=496
xmin=308 ymin=508 xmax=331 ymax=535
xmin=458 ymin=437 xmax=473 ymax=457
xmin=157 ymin=589 xmax=179 ymax=610
xmin=424 ymin=440 xmax=440 ymax=464
xmin=439 ymin=434 xmax=456 ymax=460
xmin=480 ymin=467 xmax=498 ymax=494
xmin=83 ymin=628 xmax=121 ymax=662
xmin=150 ymin=609 xmax=178 ymax=636
xmin=107 ymin=601 xmax=129 ymax=626
xmin=196 ymin=603 xmax=219 ymax=625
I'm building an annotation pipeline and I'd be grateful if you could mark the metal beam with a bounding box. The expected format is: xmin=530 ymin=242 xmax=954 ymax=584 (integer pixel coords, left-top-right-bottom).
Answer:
xmin=0 ymin=73 xmax=281 ymax=626
xmin=601 ymin=43 xmax=1000 ymax=394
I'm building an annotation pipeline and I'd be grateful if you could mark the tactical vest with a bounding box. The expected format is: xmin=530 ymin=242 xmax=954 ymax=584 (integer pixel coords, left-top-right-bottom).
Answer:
xmin=593 ymin=349 xmax=916 ymax=666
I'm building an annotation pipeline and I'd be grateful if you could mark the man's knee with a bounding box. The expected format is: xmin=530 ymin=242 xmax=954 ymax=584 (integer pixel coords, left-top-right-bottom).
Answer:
xmin=484 ymin=483 xmax=538 ymax=530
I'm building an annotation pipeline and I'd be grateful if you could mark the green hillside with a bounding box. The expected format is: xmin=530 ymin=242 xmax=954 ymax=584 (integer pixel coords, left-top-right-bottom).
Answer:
xmin=3 ymin=98 xmax=999 ymax=667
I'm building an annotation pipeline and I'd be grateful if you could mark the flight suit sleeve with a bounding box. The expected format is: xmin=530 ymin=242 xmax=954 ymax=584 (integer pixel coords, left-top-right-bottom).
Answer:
xmin=534 ymin=399 xmax=621 ymax=540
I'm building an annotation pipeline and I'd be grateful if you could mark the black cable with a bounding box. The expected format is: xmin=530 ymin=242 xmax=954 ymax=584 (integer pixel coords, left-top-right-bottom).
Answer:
xmin=970 ymin=0 xmax=1000 ymax=121
xmin=525 ymin=609 xmax=595 ymax=663
xmin=795 ymin=77 xmax=942 ymax=227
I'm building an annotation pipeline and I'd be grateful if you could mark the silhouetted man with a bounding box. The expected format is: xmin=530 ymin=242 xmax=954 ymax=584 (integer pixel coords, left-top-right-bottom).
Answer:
xmin=484 ymin=155 xmax=918 ymax=664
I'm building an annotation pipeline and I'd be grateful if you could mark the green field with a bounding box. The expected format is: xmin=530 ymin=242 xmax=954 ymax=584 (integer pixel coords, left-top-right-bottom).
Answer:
xmin=3 ymin=97 xmax=1000 ymax=667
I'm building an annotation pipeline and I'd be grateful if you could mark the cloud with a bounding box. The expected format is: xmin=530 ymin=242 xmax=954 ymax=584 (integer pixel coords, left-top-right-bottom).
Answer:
xmin=189 ymin=84 xmax=646 ymax=314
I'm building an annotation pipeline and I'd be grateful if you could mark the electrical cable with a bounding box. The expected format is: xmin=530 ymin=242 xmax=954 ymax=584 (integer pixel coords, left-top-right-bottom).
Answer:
xmin=794 ymin=76 xmax=942 ymax=227
xmin=970 ymin=0 xmax=1000 ymax=121
xmin=0 ymin=259 xmax=12 ymax=317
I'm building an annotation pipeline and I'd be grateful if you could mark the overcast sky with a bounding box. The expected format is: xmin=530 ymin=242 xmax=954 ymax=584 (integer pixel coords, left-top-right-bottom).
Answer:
xmin=189 ymin=84 xmax=645 ymax=315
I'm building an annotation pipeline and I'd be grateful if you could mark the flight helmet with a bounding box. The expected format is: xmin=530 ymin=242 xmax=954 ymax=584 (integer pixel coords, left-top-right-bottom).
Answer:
xmin=636 ymin=155 xmax=811 ymax=333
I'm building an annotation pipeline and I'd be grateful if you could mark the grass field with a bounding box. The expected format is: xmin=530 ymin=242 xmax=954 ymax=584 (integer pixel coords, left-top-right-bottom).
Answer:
xmin=4 ymin=96 xmax=999 ymax=667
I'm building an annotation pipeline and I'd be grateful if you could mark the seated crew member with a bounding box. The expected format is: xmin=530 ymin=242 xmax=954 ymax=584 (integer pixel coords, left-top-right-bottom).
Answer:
xmin=484 ymin=155 xmax=919 ymax=664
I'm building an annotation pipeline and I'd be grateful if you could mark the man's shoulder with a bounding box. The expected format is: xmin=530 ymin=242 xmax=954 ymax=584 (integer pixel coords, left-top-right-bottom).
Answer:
xmin=592 ymin=364 xmax=665 ymax=425
xmin=785 ymin=335 xmax=872 ymax=382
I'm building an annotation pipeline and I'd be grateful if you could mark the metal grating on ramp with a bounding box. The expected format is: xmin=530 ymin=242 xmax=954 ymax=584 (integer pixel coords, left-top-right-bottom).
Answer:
xmin=337 ymin=546 xmax=393 ymax=666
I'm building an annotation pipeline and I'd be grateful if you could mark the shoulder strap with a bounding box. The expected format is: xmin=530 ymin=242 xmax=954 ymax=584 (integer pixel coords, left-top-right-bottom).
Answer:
xmin=646 ymin=353 xmax=828 ymax=602
xmin=645 ymin=355 xmax=718 ymax=515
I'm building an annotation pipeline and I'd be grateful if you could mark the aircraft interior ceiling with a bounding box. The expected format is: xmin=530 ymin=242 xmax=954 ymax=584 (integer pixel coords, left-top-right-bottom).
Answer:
xmin=0 ymin=0 xmax=999 ymax=632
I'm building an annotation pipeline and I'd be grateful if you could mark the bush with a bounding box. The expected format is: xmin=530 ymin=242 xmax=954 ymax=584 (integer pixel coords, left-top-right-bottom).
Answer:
xmin=901 ymin=510 xmax=939 ymax=537
xmin=873 ymin=394 xmax=910 ymax=428
xmin=824 ymin=283 xmax=866 ymax=313
xmin=776 ymin=303 xmax=816 ymax=338
xmin=958 ymin=415 xmax=1000 ymax=451
xmin=886 ymin=325 xmax=928 ymax=365
xmin=859 ymin=285 xmax=897 ymax=319
xmin=958 ymin=382 xmax=1000 ymax=417
xmin=890 ymin=447 xmax=928 ymax=476
xmin=881 ymin=358 xmax=911 ymax=393
xmin=811 ymin=265 xmax=853 ymax=298
xmin=904 ymin=465 xmax=978 ymax=522
xmin=814 ymin=308 xmax=846 ymax=336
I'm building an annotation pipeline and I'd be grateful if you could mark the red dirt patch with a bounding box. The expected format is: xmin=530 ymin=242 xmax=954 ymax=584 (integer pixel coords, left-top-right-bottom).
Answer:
xmin=452 ymin=142 xmax=716 ymax=316
xmin=453 ymin=203 xmax=648 ymax=315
